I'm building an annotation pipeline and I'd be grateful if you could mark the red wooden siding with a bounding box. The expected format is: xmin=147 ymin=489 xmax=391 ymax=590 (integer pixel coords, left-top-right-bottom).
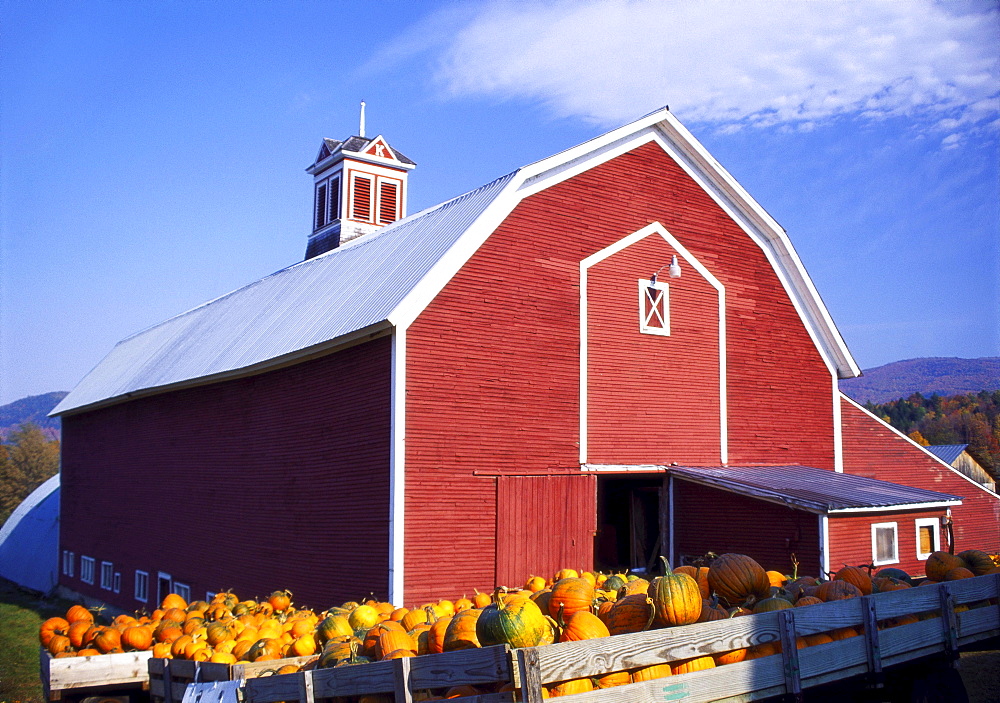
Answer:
xmin=59 ymin=336 xmax=392 ymax=610
xmin=496 ymin=475 xmax=596 ymax=588
xmin=840 ymin=397 xmax=1000 ymax=555
xmin=405 ymin=141 xmax=836 ymax=602
xmin=670 ymin=478 xmax=821 ymax=576
xmin=827 ymin=509 xmax=947 ymax=577
xmin=587 ymin=235 xmax=721 ymax=464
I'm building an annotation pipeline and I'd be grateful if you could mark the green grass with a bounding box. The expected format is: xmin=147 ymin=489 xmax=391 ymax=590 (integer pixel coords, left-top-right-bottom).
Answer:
xmin=0 ymin=578 xmax=76 ymax=703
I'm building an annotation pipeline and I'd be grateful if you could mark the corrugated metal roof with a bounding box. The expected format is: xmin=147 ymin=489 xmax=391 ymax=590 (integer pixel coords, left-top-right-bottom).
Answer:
xmin=924 ymin=444 xmax=968 ymax=466
xmin=669 ymin=465 xmax=963 ymax=513
xmin=0 ymin=474 xmax=59 ymax=593
xmin=53 ymin=172 xmax=516 ymax=415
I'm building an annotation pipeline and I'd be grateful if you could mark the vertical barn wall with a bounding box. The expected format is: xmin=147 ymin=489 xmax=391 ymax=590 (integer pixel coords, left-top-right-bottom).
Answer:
xmin=59 ymin=336 xmax=393 ymax=610
xmin=839 ymin=396 xmax=1000 ymax=555
xmin=405 ymin=141 xmax=836 ymax=602
xmin=670 ymin=479 xmax=821 ymax=576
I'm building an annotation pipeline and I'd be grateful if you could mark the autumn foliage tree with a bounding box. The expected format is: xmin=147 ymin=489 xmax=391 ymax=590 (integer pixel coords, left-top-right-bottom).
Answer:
xmin=866 ymin=391 xmax=1000 ymax=478
xmin=0 ymin=422 xmax=60 ymax=525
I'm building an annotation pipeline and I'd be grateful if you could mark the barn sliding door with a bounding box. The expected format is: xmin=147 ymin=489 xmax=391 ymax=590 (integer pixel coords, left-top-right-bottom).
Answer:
xmin=495 ymin=474 xmax=597 ymax=588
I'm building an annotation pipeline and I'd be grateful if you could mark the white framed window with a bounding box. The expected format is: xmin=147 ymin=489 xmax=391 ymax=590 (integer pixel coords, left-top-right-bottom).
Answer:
xmin=135 ymin=570 xmax=149 ymax=603
xmin=100 ymin=561 xmax=114 ymax=590
xmin=871 ymin=522 xmax=899 ymax=566
xmin=113 ymin=572 xmax=121 ymax=594
xmin=157 ymin=572 xmax=172 ymax=606
xmin=174 ymin=582 xmax=192 ymax=603
xmin=61 ymin=550 xmax=74 ymax=577
xmin=205 ymin=591 xmax=216 ymax=602
xmin=915 ymin=517 xmax=941 ymax=560
xmin=638 ymin=279 xmax=670 ymax=336
xmin=80 ymin=556 xmax=95 ymax=585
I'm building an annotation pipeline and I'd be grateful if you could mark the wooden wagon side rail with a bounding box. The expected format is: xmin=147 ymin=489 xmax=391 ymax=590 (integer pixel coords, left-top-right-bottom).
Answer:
xmin=40 ymin=649 xmax=153 ymax=701
xmin=150 ymin=655 xmax=316 ymax=703
xmin=515 ymin=573 xmax=1000 ymax=703
xmin=243 ymin=644 xmax=515 ymax=703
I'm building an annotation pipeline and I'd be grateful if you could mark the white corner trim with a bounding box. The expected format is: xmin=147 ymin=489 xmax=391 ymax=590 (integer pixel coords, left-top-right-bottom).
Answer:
xmin=839 ymin=392 xmax=1000 ymax=498
xmin=389 ymin=325 xmax=407 ymax=605
xmin=819 ymin=514 xmax=830 ymax=577
xmin=833 ymin=374 xmax=844 ymax=472
xmin=579 ymin=222 xmax=727 ymax=465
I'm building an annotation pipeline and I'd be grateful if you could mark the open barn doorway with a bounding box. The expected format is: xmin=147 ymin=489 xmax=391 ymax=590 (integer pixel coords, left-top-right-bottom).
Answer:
xmin=594 ymin=476 xmax=666 ymax=575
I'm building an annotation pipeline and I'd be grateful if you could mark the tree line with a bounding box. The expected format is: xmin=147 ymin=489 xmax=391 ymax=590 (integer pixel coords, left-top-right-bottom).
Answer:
xmin=865 ymin=390 xmax=1000 ymax=477
xmin=0 ymin=422 xmax=60 ymax=526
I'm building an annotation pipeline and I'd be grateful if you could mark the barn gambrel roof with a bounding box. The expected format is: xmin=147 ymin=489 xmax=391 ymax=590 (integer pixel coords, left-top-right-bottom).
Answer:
xmin=53 ymin=108 xmax=860 ymax=417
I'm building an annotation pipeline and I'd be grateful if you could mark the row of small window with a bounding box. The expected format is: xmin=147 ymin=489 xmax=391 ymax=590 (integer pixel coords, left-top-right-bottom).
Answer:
xmin=871 ymin=517 xmax=941 ymax=567
xmin=314 ymin=173 xmax=401 ymax=230
xmin=61 ymin=551 xmax=191 ymax=604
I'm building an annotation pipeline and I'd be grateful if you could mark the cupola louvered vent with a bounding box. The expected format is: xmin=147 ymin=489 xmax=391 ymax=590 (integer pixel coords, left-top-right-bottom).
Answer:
xmin=379 ymin=181 xmax=398 ymax=224
xmin=352 ymin=176 xmax=373 ymax=221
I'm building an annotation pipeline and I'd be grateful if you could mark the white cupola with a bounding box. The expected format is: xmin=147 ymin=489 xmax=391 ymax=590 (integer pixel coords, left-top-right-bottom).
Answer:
xmin=304 ymin=102 xmax=416 ymax=260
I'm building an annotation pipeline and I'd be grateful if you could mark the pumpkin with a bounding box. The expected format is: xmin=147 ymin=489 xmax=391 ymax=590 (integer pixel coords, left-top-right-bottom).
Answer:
xmin=548 ymin=678 xmax=594 ymax=696
xmin=554 ymin=568 xmax=579 ymax=581
xmin=874 ymin=567 xmax=912 ymax=584
xmin=548 ymin=578 xmax=595 ymax=619
xmin=66 ymin=604 xmax=93 ymax=624
xmin=596 ymin=670 xmax=632 ymax=688
xmin=267 ymin=589 xmax=292 ymax=612
xmin=957 ymin=549 xmax=996 ymax=576
xmin=924 ymin=551 xmax=965 ymax=581
xmin=816 ymin=580 xmax=862 ymax=602
xmin=67 ymin=620 xmax=93 ymax=649
xmin=671 ymin=656 xmax=716 ymax=675
xmin=745 ymin=641 xmax=781 ymax=659
xmin=707 ymin=553 xmax=770 ymax=606
xmin=442 ymin=608 xmax=481 ymax=651
xmin=873 ymin=577 xmax=911 ymax=593
xmin=714 ymin=647 xmax=747 ymax=665
xmin=471 ymin=590 xmax=492 ymax=609
xmin=617 ymin=578 xmax=651 ymax=598
xmin=377 ymin=629 xmax=416 ymax=658
xmin=161 ymin=593 xmax=188 ymax=611
xmin=829 ymin=626 xmax=860 ymax=640
xmin=557 ymin=609 xmax=609 ymax=642
xmin=631 ymin=663 xmax=673 ymax=682
xmin=602 ymin=574 xmax=628 ymax=593
xmin=766 ymin=570 xmax=788 ymax=587
xmin=650 ymin=558 xmax=702 ymax=627
xmin=316 ymin=614 xmax=353 ymax=644
xmin=348 ymin=605 xmax=381 ymax=631
xmin=121 ymin=625 xmax=153 ymax=651
xmin=943 ymin=566 xmax=975 ymax=581
xmin=794 ymin=596 xmax=824 ymax=607
xmin=606 ymin=594 xmax=654 ymax=635
xmin=753 ymin=596 xmax=794 ymax=614
xmin=427 ymin=615 xmax=452 ymax=654
xmin=797 ymin=633 xmax=834 ymax=648
xmin=478 ymin=592 xmax=554 ymax=648
xmin=47 ymin=633 xmax=73 ymax=655
xmin=400 ymin=608 xmax=430 ymax=631
xmin=674 ymin=566 xmax=711 ymax=599
xmin=39 ymin=617 xmax=69 ymax=646
xmin=92 ymin=627 xmax=122 ymax=654
xmin=697 ymin=596 xmax=728 ymax=623
xmin=833 ymin=565 xmax=873 ymax=595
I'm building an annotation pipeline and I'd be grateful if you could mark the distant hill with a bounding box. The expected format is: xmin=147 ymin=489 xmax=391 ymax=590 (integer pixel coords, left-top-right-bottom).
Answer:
xmin=839 ymin=357 xmax=1000 ymax=404
xmin=0 ymin=392 xmax=67 ymax=441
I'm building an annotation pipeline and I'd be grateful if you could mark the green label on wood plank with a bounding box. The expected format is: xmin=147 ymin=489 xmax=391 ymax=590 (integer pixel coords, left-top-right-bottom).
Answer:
xmin=660 ymin=682 xmax=690 ymax=701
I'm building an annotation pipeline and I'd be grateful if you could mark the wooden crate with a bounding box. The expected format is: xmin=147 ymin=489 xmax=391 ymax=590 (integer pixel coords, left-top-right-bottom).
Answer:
xmin=40 ymin=648 xmax=153 ymax=701
xmin=149 ymin=656 xmax=316 ymax=703
xmin=244 ymin=645 xmax=515 ymax=703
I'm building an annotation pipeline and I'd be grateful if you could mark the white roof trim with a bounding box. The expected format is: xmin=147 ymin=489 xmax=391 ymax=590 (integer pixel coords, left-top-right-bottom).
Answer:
xmin=828 ymin=501 xmax=960 ymax=514
xmin=840 ymin=392 xmax=1000 ymax=498
xmin=391 ymin=107 xmax=859 ymax=379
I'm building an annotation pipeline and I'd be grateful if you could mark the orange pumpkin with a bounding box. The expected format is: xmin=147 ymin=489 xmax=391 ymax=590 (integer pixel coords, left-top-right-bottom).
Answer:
xmin=671 ymin=656 xmax=716 ymax=675
xmin=943 ymin=567 xmax=975 ymax=581
xmin=47 ymin=633 xmax=74 ymax=655
xmin=714 ymin=647 xmax=747 ymax=665
xmin=675 ymin=565 xmax=711 ymax=598
xmin=39 ymin=617 xmax=70 ymax=646
xmin=66 ymin=604 xmax=94 ymax=625
xmin=121 ymin=625 xmax=153 ymax=651
xmin=833 ymin=566 xmax=873 ymax=595
xmin=548 ymin=677 xmax=594 ymax=696
xmin=816 ymin=580 xmax=862 ymax=602
xmin=631 ymin=663 xmax=673 ymax=681
xmin=161 ymin=593 xmax=188 ymax=611
xmin=558 ymin=610 xmax=609 ymax=642
xmin=442 ymin=609 xmax=481 ymax=651
xmin=268 ymin=589 xmax=292 ymax=612
xmin=957 ymin=549 xmax=996 ymax=576
xmin=650 ymin=559 xmax=702 ymax=627
xmin=924 ymin=551 xmax=965 ymax=581
xmin=606 ymin=594 xmax=654 ymax=635
xmin=548 ymin=578 xmax=595 ymax=619
xmin=92 ymin=627 xmax=122 ymax=654
xmin=707 ymin=554 xmax=770 ymax=607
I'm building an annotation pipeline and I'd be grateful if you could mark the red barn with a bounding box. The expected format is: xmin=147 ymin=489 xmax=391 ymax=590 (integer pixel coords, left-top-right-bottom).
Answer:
xmin=52 ymin=109 xmax=999 ymax=609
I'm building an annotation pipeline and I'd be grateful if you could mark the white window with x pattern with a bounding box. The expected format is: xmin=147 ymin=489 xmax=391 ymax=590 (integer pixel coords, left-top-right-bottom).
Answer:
xmin=638 ymin=279 xmax=670 ymax=336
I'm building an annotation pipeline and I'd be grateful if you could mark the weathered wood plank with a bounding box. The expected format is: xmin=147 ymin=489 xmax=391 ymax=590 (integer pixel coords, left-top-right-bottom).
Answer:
xmin=43 ymin=649 xmax=153 ymax=693
xmin=245 ymin=645 xmax=512 ymax=703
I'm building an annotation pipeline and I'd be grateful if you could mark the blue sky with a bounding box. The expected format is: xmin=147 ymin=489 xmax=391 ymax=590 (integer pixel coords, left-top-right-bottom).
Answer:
xmin=1 ymin=0 xmax=997 ymax=405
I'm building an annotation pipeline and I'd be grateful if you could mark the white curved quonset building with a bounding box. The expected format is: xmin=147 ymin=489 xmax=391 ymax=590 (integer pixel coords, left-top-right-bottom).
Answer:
xmin=0 ymin=474 xmax=60 ymax=594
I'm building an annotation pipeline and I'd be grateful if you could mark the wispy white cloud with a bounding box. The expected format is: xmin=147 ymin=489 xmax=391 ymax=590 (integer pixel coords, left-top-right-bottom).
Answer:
xmin=416 ymin=0 xmax=999 ymax=140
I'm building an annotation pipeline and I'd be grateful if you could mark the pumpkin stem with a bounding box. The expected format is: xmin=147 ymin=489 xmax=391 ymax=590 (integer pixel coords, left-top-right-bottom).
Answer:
xmin=641 ymin=597 xmax=656 ymax=632
xmin=658 ymin=555 xmax=674 ymax=576
xmin=790 ymin=553 xmax=800 ymax=581
xmin=556 ymin=602 xmax=568 ymax=630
